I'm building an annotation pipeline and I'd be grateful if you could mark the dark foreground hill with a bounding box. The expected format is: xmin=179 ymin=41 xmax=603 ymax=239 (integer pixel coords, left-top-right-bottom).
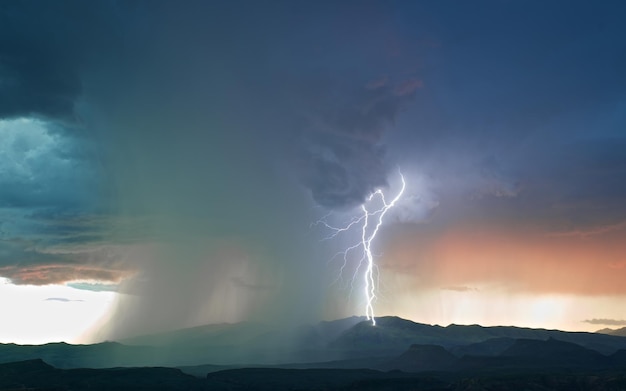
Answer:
xmin=380 ymin=344 xmax=457 ymax=372
xmin=3 ymin=334 xmax=626 ymax=391
xmin=3 ymin=358 xmax=626 ymax=391
xmin=0 ymin=359 xmax=202 ymax=391
xmin=206 ymin=368 xmax=626 ymax=391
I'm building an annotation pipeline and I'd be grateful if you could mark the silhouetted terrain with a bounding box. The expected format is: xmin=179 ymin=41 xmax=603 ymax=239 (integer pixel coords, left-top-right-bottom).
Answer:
xmin=5 ymin=316 xmax=626 ymax=369
xmin=0 ymin=359 xmax=202 ymax=391
xmin=3 ymin=357 xmax=626 ymax=391
xmin=597 ymin=327 xmax=626 ymax=337
xmin=3 ymin=317 xmax=626 ymax=390
xmin=331 ymin=317 xmax=626 ymax=356
xmin=381 ymin=344 xmax=457 ymax=372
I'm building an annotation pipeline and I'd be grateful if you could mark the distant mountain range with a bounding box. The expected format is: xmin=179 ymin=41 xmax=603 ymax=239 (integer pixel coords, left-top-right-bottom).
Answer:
xmin=596 ymin=326 xmax=626 ymax=337
xmin=2 ymin=316 xmax=626 ymax=372
xmin=329 ymin=316 xmax=626 ymax=356
xmin=3 ymin=317 xmax=626 ymax=390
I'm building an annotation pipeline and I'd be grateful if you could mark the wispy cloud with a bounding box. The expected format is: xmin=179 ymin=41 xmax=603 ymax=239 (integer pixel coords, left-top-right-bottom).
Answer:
xmin=442 ymin=286 xmax=478 ymax=292
xmin=547 ymin=221 xmax=626 ymax=238
xmin=67 ymin=282 xmax=119 ymax=292
xmin=44 ymin=297 xmax=84 ymax=302
xmin=583 ymin=318 xmax=626 ymax=326
xmin=608 ymin=261 xmax=626 ymax=270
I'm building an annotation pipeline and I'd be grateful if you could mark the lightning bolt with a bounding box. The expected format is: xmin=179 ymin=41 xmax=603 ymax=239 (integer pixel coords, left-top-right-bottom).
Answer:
xmin=316 ymin=171 xmax=406 ymax=326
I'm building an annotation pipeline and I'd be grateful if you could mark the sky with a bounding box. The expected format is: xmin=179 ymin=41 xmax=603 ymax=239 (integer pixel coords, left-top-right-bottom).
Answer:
xmin=1 ymin=0 xmax=626 ymax=344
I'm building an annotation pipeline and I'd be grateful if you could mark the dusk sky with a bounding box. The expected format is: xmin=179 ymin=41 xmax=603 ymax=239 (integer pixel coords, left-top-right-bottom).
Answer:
xmin=1 ymin=0 xmax=626 ymax=344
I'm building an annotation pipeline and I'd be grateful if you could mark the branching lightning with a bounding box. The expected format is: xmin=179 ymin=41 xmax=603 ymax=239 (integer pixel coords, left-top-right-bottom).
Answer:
xmin=316 ymin=171 xmax=406 ymax=326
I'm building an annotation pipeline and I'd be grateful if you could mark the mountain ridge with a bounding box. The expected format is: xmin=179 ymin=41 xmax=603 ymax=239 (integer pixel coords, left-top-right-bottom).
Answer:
xmin=3 ymin=316 xmax=626 ymax=369
xmin=331 ymin=316 xmax=626 ymax=356
xmin=596 ymin=326 xmax=626 ymax=337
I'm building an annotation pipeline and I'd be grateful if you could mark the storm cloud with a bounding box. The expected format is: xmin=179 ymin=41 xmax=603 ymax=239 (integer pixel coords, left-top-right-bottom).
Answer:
xmin=0 ymin=0 xmax=124 ymax=121
xmin=298 ymin=76 xmax=421 ymax=209
xmin=1 ymin=0 xmax=626 ymax=339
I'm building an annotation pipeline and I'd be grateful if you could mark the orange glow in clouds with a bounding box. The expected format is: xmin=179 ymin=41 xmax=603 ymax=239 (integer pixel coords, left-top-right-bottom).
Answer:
xmin=376 ymin=223 xmax=626 ymax=331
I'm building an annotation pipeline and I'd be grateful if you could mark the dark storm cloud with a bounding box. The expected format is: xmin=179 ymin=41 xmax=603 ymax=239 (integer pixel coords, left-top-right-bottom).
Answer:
xmin=298 ymin=76 xmax=421 ymax=209
xmin=389 ymin=0 xmax=626 ymax=231
xmin=0 ymin=119 xmax=98 ymax=211
xmin=0 ymin=206 xmax=142 ymax=285
xmin=449 ymin=136 xmax=626 ymax=233
xmin=0 ymin=0 xmax=143 ymax=287
xmin=0 ymin=1 xmax=123 ymax=121
xmin=0 ymin=123 xmax=93 ymax=250
xmin=521 ymin=138 xmax=626 ymax=229
xmin=0 ymin=228 xmax=132 ymax=285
